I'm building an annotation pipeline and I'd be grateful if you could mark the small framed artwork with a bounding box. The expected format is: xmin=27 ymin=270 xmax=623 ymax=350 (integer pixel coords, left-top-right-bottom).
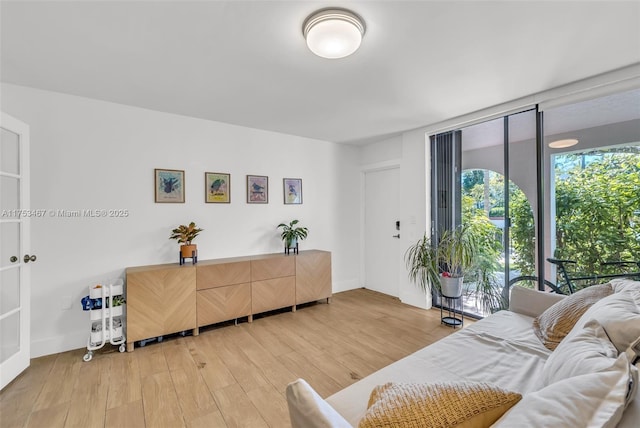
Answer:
xmin=155 ymin=168 xmax=185 ymax=203
xmin=205 ymin=172 xmax=231 ymax=203
xmin=283 ymin=178 xmax=303 ymax=204
xmin=247 ymin=175 xmax=268 ymax=203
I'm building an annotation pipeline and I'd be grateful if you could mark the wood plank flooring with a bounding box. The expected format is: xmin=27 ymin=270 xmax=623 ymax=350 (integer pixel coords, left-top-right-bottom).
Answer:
xmin=0 ymin=288 xmax=473 ymax=428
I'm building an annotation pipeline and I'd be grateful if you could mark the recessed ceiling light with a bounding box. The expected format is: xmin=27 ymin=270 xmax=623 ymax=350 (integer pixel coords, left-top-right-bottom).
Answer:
xmin=548 ymin=138 xmax=579 ymax=149
xmin=303 ymin=8 xmax=366 ymax=59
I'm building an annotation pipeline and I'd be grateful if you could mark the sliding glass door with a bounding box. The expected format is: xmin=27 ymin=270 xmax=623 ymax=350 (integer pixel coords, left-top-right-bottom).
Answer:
xmin=434 ymin=109 xmax=539 ymax=316
xmin=458 ymin=117 xmax=505 ymax=316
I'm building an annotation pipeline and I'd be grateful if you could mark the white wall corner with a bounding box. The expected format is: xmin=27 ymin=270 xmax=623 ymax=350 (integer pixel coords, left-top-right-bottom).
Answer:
xmin=400 ymin=287 xmax=432 ymax=310
xmin=332 ymin=279 xmax=360 ymax=294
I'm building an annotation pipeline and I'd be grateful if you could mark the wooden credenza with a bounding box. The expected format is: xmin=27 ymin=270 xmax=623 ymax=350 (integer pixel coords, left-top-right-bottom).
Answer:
xmin=125 ymin=250 xmax=331 ymax=351
xmin=125 ymin=263 xmax=197 ymax=352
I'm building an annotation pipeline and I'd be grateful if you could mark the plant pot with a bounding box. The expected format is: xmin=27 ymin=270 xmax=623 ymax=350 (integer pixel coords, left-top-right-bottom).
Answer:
xmin=180 ymin=244 xmax=197 ymax=258
xmin=284 ymin=237 xmax=298 ymax=255
xmin=440 ymin=275 xmax=463 ymax=297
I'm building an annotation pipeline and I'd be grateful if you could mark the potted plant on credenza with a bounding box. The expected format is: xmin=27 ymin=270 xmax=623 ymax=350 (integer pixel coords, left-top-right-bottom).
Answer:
xmin=277 ymin=219 xmax=308 ymax=255
xmin=170 ymin=222 xmax=203 ymax=265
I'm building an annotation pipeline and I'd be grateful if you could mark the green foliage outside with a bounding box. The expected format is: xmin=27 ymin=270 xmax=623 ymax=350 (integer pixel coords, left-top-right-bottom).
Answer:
xmin=462 ymin=195 xmax=506 ymax=312
xmin=553 ymin=151 xmax=640 ymax=280
xmin=509 ymin=186 xmax=535 ymax=276
xmin=464 ymin=147 xmax=640 ymax=291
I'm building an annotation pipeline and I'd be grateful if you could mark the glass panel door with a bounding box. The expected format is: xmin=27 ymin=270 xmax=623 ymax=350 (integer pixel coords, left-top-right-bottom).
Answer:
xmin=458 ymin=109 xmax=539 ymax=316
xmin=460 ymin=117 xmax=505 ymax=316
xmin=0 ymin=112 xmax=30 ymax=389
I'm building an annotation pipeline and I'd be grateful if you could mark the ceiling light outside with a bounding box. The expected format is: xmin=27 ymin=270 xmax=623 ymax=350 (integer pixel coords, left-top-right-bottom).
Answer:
xmin=548 ymin=138 xmax=579 ymax=149
xmin=303 ymin=8 xmax=366 ymax=59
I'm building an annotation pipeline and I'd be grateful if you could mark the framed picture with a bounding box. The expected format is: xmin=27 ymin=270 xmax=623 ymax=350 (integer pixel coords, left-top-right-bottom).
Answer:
xmin=283 ymin=178 xmax=303 ymax=204
xmin=205 ymin=172 xmax=231 ymax=203
xmin=155 ymin=168 xmax=185 ymax=203
xmin=247 ymin=175 xmax=268 ymax=203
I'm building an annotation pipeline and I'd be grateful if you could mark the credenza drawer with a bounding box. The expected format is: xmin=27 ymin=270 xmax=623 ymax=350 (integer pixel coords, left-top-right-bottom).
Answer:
xmin=197 ymin=283 xmax=251 ymax=326
xmin=196 ymin=260 xmax=251 ymax=290
xmin=251 ymin=276 xmax=295 ymax=314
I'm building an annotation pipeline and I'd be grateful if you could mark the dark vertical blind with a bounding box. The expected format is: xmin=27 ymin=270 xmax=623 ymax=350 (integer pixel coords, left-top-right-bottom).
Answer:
xmin=430 ymin=130 xmax=462 ymax=244
xmin=536 ymin=107 xmax=545 ymax=291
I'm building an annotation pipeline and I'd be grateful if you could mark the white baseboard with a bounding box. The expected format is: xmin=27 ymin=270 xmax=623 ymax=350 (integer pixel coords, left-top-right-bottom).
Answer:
xmin=31 ymin=330 xmax=87 ymax=358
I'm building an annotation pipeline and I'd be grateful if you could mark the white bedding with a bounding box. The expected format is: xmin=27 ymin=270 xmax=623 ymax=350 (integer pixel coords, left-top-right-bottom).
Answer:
xmin=325 ymin=306 xmax=640 ymax=427
xmin=326 ymin=311 xmax=549 ymax=426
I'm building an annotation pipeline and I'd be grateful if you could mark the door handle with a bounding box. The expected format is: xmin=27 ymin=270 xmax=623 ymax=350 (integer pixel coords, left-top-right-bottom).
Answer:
xmin=392 ymin=234 xmax=400 ymax=239
xmin=10 ymin=256 xmax=18 ymax=263
xmin=23 ymin=254 xmax=37 ymax=263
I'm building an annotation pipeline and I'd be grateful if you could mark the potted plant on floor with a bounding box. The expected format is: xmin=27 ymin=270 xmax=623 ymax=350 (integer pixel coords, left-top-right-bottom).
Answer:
xmin=170 ymin=222 xmax=203 ymax=264
xmin=405 ymin=225 xmax=478 ymax=297
xmin=277 ymin=219 xmax=308 ymax=254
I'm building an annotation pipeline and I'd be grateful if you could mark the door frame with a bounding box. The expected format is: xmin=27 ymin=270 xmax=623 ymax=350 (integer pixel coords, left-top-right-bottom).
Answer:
xmin=1 ymin=112 xmax=31 ymax=390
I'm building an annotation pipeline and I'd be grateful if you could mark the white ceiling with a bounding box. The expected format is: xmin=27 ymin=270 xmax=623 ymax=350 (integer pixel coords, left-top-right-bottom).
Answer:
xmin=1 ymin=0 xmax=639 ymax=144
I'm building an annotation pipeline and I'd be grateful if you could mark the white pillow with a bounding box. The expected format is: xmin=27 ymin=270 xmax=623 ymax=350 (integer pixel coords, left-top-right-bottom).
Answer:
xmin=541 ymin=320 xmax=618 ymax=388
xmin=494 ymin=353 xmax=636 ymax=428
xmin=285 ymin=379 xmax=352 ymax=428
xmin=509 ymin=285 xmax=565 ymax=318
xmin=611 ymin=278 xmax=640 ymax=294
xmin=573 ymin=289 xmax=640 ymax=353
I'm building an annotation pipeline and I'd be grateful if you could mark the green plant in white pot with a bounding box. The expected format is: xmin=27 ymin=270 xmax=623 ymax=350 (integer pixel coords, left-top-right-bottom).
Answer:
xmin=277 ymin=219 xmax=308 ymax=254
xmin=405 ymin=225 xmax=479 ymax=297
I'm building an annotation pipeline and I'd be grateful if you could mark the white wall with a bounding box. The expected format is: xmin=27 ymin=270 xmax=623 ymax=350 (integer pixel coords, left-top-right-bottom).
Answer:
xmin=1 ymin=83 xmax=362 ymax=357
xmin=398 ymin=130 xmax=430 ymax=308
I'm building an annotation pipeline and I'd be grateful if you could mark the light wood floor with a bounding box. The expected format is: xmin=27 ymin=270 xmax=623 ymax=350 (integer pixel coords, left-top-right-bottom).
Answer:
xmin=0 ymin=288 xmax=472 ymax=428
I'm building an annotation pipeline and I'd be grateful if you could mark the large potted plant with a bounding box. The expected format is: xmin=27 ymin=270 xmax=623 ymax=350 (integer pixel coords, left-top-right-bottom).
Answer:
xmin=170 ymin=222 xmax=203 ymax=262
xmin=405 ymin=225 xmax=478 ymax=297
xmin=277 ymin=219 xmax=308 ymax=254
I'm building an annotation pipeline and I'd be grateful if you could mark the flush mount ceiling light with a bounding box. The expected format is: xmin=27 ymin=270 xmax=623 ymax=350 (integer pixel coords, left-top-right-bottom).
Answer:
xmin=548 ymin=138 xmax=579 ymax=149
xmin=303 ymin=8 xmax=366 ymax=59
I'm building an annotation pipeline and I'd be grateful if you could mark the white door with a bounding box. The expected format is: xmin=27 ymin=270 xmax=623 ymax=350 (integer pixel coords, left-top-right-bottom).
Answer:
xmin=1 ymin=112 xmax=32 ymax=390
xmin=364 ymin=167 xmax=400 ymax=297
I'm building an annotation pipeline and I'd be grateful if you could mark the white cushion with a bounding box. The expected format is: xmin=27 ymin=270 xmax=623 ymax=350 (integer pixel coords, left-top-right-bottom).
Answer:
xmin=509 ymin=285 xmax=565 ymax=318
xmin=541 ymin=320 xmax=618 ymax=388
xmin=611 ymin=278 xmax=640 ymax=294
xmin=286 ymin=378 xmax=352 ymax=428
xmin=494 ymin=353 xmax=635 ymax=428
xmin=573 ymin=288 xmax=640 ymax=353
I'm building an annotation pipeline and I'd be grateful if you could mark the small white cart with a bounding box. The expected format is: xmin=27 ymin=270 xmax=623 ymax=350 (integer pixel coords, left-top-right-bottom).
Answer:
xmin=83 ymin=279 xmax=126 ymax=362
